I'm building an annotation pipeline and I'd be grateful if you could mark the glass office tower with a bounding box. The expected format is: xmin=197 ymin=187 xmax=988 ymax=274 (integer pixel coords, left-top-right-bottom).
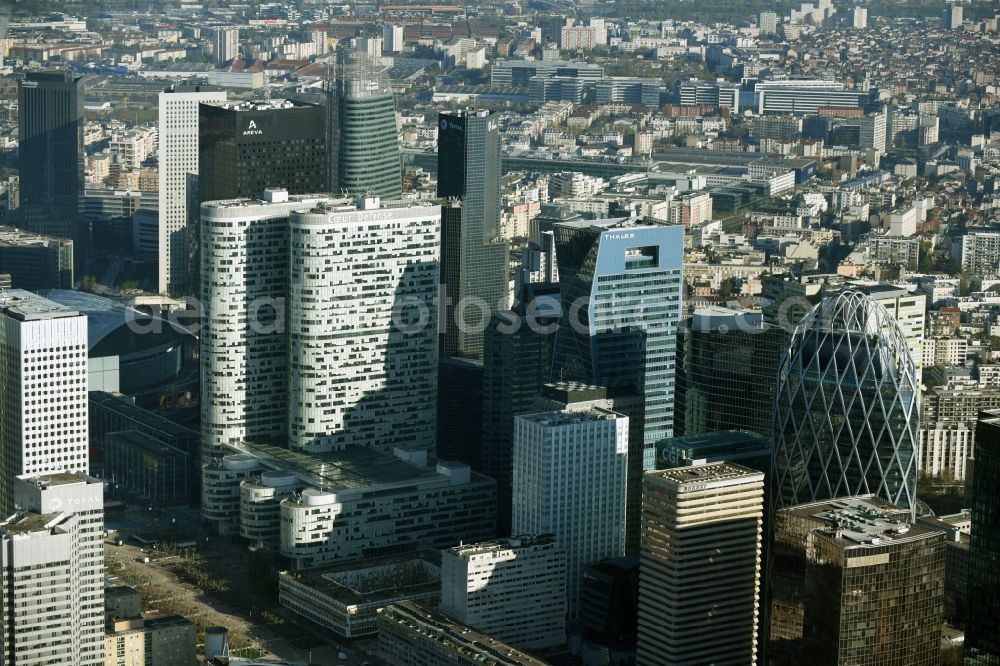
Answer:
xmin=965 ymin=409 xmax=1000 ymax=666
xmin=773 ymin=291 xmax=920 ymax=519
xmin=675 ymin=307 xmax=787 ymax=439
xmin=438 ymin=110 xmax=509 ymax=360
xmin=326 ymin=50 xmax=402 ymax=199
xmin=17 ymin=71 xmax=84 ymax=254
xmin=551 ymin=219 xmax=684 ymax=551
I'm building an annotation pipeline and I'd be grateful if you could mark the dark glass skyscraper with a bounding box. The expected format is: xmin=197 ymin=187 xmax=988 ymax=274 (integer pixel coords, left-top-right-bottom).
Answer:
xmin=438 ymin=110 xmax=509 ymax=360
xmin=480 ymin=309 xmax=557 ymax=536
xmin=773 ymin=291 xmax=920 ymax=519
xmin=965 ymin=409 xmax=1000 ymax=666
xmin=327 ymin=51 xmax=402 ymax=199
xmin=675 ymin=307 xmax=786 ymax=439
xmin=768 ymin=496 xmax=944 ymax=666
xmin=17 ymin=71 xmax=84 ymax=253
xmin=198 ymin=100 xmax=327 ymax=203
xmin=195 ymin=100 xmax=326 ymax=297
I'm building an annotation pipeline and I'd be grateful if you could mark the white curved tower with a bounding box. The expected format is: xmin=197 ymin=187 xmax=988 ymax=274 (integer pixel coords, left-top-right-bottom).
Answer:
xmin=772 ymin=291 xmax=920 ymax=518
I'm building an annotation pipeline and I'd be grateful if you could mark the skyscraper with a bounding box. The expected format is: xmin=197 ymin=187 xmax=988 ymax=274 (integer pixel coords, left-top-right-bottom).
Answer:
xmin=550 ymin=219 xmax=684 ymax=549
xmin=481 ymin=310 xmax=557 ymax=536
xmin=201 ymin=193 xmax=439 ymax=456
xmin=326 ymin=51 xmax=402 ymax=199
xmin=759 ymin=11 xmax=778 ymax=34
xmin=945 ymin=4 xmax=963 ymax=29
xmin=1 ymin=473 xmax=105 ymax=666
xmin=440 ymin=535 xmax=567 ymax=650
xmin=851 ymin=6 xmax=868 ymax=28
xmin=0 ymin=290 xmax=89 ymax=514
xmin=675 ymin=307 xmax=786 ymax=439
xmin=287 ymin=199 xmax=440 ymax=453
xmin=438 ymin=110 xmax=509 ymax=360
xmin=200 ymin=191 xmax=334 ymax=454
xmin=638 ymin=463 xmax=764 ymax=666
xmin=17 ymin=71 xmax=84 ymax=252
xmin=512 ymin=401 xmax=628 ymax=617
xmin=194 ymin=98 xmax=326 ymax=299
xmin=198 ymin=100 xmax=327 ymax=204
xmin=157 ymin=83 xmax=226 ymax=295
xmin=773 ymin=291 xmax=920 ymax=519
xmin=768 ymin=496 xmax=944 ymax=666
xmin=965 ymin=409 xmax=1000 ymax=665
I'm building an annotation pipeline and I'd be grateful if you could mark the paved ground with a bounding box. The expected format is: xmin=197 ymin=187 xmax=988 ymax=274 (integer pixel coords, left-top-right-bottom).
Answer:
xmin=106 ymin=506 xmax=385 ymax=665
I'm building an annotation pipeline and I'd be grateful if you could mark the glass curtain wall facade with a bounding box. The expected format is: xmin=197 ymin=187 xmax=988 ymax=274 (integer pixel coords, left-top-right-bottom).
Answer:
xmin=437 ymin=110 xmax=509 ymax=360
xmin=327 ymin=51 xmax=402 ymax=199
xmin=675 ymin=308 xmax=787 ymax=438
xmin=965 ymin=410 xmax=1000 ymax=665
xmin=773 ymin=291 xmax=920 ymax=519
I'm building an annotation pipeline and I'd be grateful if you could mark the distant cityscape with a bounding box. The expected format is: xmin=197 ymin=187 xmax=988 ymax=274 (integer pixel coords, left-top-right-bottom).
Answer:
xmin=0 ymin=0 xmax=998 ymax=665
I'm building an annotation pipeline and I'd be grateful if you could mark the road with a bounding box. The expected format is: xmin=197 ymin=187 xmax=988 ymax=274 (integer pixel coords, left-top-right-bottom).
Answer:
xmin=106 ymin=505 xmax=386 ymax=665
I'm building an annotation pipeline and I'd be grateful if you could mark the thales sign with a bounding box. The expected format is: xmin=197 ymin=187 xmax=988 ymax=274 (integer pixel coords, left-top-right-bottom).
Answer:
xmin=243 ymin=120 xmax=263 ymax=136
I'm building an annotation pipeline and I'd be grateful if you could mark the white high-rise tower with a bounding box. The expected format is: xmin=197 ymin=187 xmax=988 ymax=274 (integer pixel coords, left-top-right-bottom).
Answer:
xmin=512 ymin=400 xmax=629 ymax=617
xmin=157 ymin=84 xmax=226 ymax=295
xmin=0 ymin=290 xmax=88 ymax=513
xmin=1 ymin=473 xmax=105 ymax=665
xmin=287 ymin=198 xmax=440 ymax=452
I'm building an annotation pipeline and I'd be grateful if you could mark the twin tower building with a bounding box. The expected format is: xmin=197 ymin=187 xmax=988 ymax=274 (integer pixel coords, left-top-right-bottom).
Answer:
xmin=189 ymin=54 xmax=511 ymax=458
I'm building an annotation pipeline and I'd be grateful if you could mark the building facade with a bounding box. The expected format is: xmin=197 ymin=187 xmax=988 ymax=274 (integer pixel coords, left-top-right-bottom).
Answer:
xmin=961 ymin=232 xmax=1000 ymax=275
xmin=2 ymin=474 xmax=104 ymax=666
xmin=203 ymin=444 xmax=496 ymax=560
xmin=200 ymin=192 xmax=333 ymax=454
xmin=327 ymin=50 xmax=402 ymax=199
xmin=512 ymin=406 xmax=628 ymax=617
xmin=769 ymin=496 xmax=944 ymax=666
xmin=157 ymin=84 xmax=226 ymax=295
xmin=17 ymin=71 xmax=84 ymax=250
xmin=438 ymin=110 xmax=509 ymax=360
xmin=287 ymin=200 xmax=440 ymax=453
xmin=675 ymin=308 xmax=786 ymax=439
xmin=965 ymin=410 xmax=1000 ymax=665
xmin=198 ymin=100 xmax=327 ymax=205
xmin=0 ymin=226 xmax=74 ymax=290
xmin=480 ymin=310 xmax=557 ymax=536
xmin=0 ymin=291 xmax=89 ymax=514
xmin=773 ymin=292 xmax=920 ymax=518
xmin=440 ymin=535 xmax=566 ymax=650
xmin=637 ymin=464 xmax=764 ymax=666
xmin=550 ymin=219 xmax=684 ymax=546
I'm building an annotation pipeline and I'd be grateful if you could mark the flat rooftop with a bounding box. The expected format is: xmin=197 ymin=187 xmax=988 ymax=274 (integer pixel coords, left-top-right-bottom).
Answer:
xmin=89 ymin=392 xmax=198 ymax=440
xmin=380 ymin=601 xmax=552 ymax=666
xmin=445 ymin=534 xmax=558 ymax=559
xmin=1 ymin=512 xmax=64 ymax=534
xmin=20 ymin=472 xmax=88 ymax=488
xmin=787 ymin=496 xmax=937 ymax=549
xmin=519 ymin=407 xmax=623 ymax=428
xmin=658 ymin=431 xmax=770 ymax=458
xmin=0 ymin=289 xmax=79 ymax=321
xmin=226 ymin=442 xmax=484 ymax=499
xmin=281 ymin=552 xmax=440 ymax=605
xmin=647 ymin=462 xmax=764 ymax=489
xmin=0 ymin=226 xmax=65 ymax=247
xmin=206 ymin=99 xmax=315 ymax=112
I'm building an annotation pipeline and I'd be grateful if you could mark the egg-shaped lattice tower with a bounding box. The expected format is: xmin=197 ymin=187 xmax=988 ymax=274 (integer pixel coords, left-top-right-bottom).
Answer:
xmin=772 ymin=290 xmax=919 ymax=518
